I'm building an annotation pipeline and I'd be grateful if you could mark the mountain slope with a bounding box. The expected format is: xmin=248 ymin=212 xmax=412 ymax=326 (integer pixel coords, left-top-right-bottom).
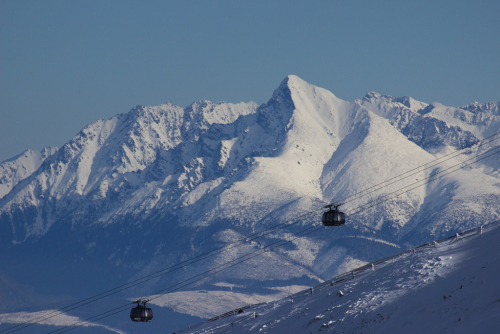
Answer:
xmin=178 ymin=223 xmax=500 ymax=334
xmin=0 ymin=75 xmax=499 ymax=334
xmin=0 ymin=146 xmax=57 ymax=199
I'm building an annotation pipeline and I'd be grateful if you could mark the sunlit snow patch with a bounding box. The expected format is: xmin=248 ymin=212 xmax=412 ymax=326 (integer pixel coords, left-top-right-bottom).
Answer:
xmin=0 ymin=310 xmax=124 ymax=333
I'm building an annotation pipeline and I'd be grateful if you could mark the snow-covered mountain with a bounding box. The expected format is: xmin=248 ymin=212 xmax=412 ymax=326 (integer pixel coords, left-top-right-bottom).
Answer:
xmin=0 ymin=75 xmax=499 ymax=334
xmin=0 ymin=147 xmax=57 ymax=199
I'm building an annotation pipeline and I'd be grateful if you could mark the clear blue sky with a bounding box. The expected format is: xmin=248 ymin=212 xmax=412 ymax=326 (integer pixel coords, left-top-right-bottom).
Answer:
xmin=1 ymin=0 xmax=499 ymax=162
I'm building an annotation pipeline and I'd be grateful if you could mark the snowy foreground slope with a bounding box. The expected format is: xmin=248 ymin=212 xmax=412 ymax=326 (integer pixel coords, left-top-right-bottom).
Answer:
xmin=0 ymin=75 xmax=499 ymax=333
xmin=178 ymin=223 xmax=500 ymax=334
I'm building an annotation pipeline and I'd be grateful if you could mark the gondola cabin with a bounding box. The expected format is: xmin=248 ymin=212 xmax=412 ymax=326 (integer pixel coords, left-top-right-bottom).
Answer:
xmin=322 ymin=204 xmax=345 ymax=227
xmin=130 ymin=300 xmax=153 ymax=322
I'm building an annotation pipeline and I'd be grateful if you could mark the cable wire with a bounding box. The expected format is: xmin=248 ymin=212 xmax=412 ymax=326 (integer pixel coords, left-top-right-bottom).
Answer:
xmin=43 ymin=225 xmax=325 ymax=334
xmin=42 ymin=143 xmax=500 ymax=333
xmin=335 ymin=131 xmax=500 ymax=206
xmin=6 ymin=132 xmax=500 ymax=333
xmin=345 ymin=144 xmax=500 ymax=216
xmin=0 ymin=207 xmax=324 ymax=334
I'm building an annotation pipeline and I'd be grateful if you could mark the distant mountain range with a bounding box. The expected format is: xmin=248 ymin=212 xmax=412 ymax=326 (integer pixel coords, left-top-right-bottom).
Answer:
xmin=0 ymin=75 xmax=499 ymax=333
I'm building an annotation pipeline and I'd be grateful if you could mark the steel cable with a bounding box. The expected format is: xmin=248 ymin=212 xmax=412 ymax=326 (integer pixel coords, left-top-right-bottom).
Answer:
xmin=4 ymin=132 xmax=500 ymax=333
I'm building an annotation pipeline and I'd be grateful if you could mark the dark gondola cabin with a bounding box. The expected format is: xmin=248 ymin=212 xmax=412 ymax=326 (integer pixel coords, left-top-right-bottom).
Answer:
xmin=322 ymin=204 xmax=345 ymax=226
xmin=130 ymin=300 xmax=153 ymax=322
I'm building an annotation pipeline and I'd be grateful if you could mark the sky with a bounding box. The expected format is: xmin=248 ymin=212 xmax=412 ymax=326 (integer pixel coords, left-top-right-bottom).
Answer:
xmin=1 ymin=0 xmax=499 ymax=162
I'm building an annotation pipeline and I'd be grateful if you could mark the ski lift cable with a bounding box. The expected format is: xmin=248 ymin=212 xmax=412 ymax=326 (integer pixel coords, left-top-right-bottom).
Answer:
xmin=343 ymin=131 xmax=500 ymax=202
xmin=0 ymin=208 xmax=325 ymax=334
xmin=336 ymin=131 xmax=500 ymax=206
xmin=344 ymin=144 xmax=500 ymax=216
xmin=340 ymin=139 xmax=499 ymax=206
xmin=43 ymin=140 xmax=497 ymax=332
xmin=146 ymin=225 xmax=324 ymax=303
xmin=345 ymin=145 xmax=500 ymax=217
xmin=3 ymin=212 xmax=322 ymax=334
xmin=50 ymin=191 xmax=500 ymax=334
xmin=44 ymin=144 xmax=500 ymax=333
xmin=42 ymin=225 xmax=325 ymax=334
xmin=5 ymin=134 xmax=500 ymax=333
xmin=17 ymin=142 xmax=499 ymax=333
xmin=8 ymin=141 xmax=499 ymax=333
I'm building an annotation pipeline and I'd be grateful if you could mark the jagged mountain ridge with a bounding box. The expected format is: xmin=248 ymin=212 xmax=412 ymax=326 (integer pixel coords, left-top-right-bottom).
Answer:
xmin=0 ymin=100 xmax=257 ymax=240
xmin=0 ymin=75 xmax=499 ymax=303
xmin=0 ymin=146 xmax=57 ymax=199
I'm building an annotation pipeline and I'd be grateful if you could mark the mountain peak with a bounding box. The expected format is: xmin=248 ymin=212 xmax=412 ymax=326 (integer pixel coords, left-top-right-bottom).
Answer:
xmin=0 ymin=146 xmax=58 ymax=199
xmin=283 ymin=74 xmax=306 ymax=86
xmin=1 ymin=77 xmax=499 ymax=334
xmin=274 ymin=75 xmax=319 ymax=96
xmin=274 ymin=75 xmax=343 ymax=105
xmin=363 ymin=91 xmax=382 ymax=100
xmin=259 ymin=75 xmax=345 ymax=132
xmin=280 ymin=75 xmax=331 ymax=96
xmin=270 ymin=75 xmax=301 ymax=99
xmin=460 ymin=100 xmax=500 ymax=115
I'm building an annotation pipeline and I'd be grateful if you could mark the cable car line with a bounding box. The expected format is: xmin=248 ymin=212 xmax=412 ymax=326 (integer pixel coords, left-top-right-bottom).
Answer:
xmin=334 ymin=131 xmax=500 ymax=207
xmin=42 ymin=138 xmax=498 ymax=332
xmin=8 ymin=141 xmax=499 ymax=333
xmin=343 ymin=144 xmax=500 ymax=217
xmin=15 ymin=140 xmax=497 ymax=333
xmin=4 ymin=212 xmax=322 ymax=334
xmin=0 ymin=208 xmax=325 ymax=334
xmin=47 ymin=224 xmax=322 ymax=333
xmin=43 ymin=225 xmax=325 ymax=334
xmin=339 ymin=131 xmax=500 ymax=203
xmin=61 ymin=220 xmax=499 ymax=334
xmin=50 ymin=142 xmax=500 ymax=333
xmin=5 ymin=134 xmax=499 ymax=333
xmin=9 ymin=141 xmax=499 ymax=332
xmin=321 ymin=142 xmax=500 ymax=228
